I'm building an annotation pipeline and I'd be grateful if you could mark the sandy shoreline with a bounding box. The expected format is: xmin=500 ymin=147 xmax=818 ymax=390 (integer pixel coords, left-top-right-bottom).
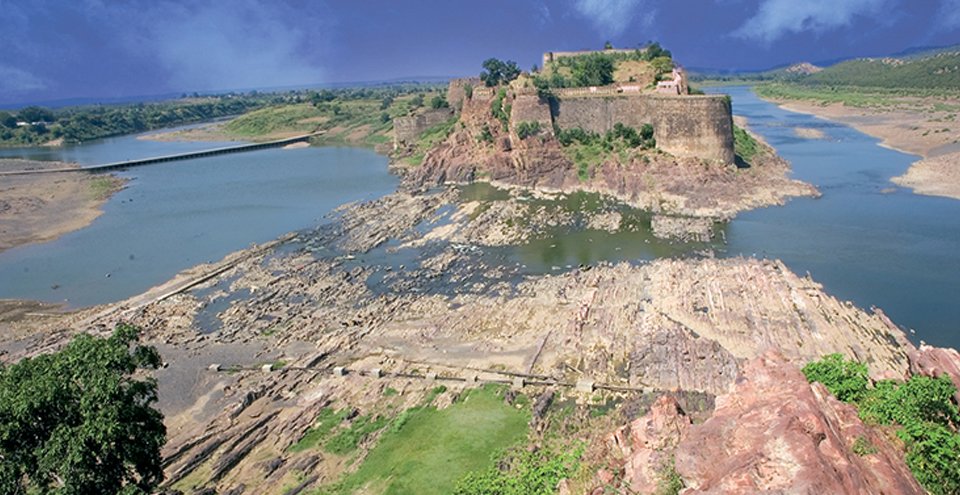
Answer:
xmin=0 ymin=159 xmax=126 ymax=253
xmin=771 ymin=98 xmax=960 ymax=200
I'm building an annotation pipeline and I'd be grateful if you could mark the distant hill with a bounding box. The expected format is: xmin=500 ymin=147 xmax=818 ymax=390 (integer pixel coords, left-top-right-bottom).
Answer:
xmin=798 ymin=51 xmax=960 ymax=90
xmin=689 ymin=62 xmax=822 ymax=83
xmin=695 ymin=48 xmax=960 ymax=92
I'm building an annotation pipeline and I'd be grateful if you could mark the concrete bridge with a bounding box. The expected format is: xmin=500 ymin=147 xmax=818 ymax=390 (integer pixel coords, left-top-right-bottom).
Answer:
xmin=0 ymin=132 xmax=323 ymax=176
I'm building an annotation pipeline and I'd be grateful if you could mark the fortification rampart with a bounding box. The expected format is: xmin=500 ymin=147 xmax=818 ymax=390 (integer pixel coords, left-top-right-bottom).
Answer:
xmin=550 ymin=94 xmax=734 ymax=164
xmin=447 ymin=77 xmax=481 ymax=109
xmin=393 ymin=108 xmax=454 ymax=150
xmin=543 ymin=48 xmax=645 ymax=68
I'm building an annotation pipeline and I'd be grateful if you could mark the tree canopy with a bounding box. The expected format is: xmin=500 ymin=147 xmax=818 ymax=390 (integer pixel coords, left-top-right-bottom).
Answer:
xmin=0 ymin=324 xmax=166 ymax=495
xmin=480 ymin=58 xmax=521 ymax=87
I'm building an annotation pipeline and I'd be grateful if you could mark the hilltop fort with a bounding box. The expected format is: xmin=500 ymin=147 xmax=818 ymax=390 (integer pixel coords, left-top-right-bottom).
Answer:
xmin=394 ymin=45 xmax=814 ymax=226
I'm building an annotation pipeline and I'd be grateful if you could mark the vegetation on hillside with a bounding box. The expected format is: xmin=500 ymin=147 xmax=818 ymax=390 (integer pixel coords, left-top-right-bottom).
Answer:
xmin=0 ymin=324 xmax=165 ymax=494
xmin=803 ymin=354 xmax=960 ymax=494
xmin=733 ymin=125 xmax=761 ymax=165
xmin=534 ymin=42 xmax=675 ymax=91
xmin=0 ymin=96 xmax=270 ymax=146
xmin=217 ymin=84 xmax=446 ymax=149
xmin=555 ymin=123 xmax=656 ymax=180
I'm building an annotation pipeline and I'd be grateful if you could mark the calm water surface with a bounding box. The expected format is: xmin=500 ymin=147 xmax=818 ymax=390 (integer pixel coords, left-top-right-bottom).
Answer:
xmin=0 ymin=131 xmax=397 ymax=306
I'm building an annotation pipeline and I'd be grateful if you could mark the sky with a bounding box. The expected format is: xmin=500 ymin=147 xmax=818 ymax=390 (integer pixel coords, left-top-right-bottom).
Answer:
xmin=1 ymin=0 xmax=959 ymax=106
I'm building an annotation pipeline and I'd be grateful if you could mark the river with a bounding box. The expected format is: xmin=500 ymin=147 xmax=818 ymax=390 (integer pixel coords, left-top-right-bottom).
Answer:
xmin=0 ymin=131 xmax=397 ymax=306
xmin=2 ymin=89 xmax=958 ymax=349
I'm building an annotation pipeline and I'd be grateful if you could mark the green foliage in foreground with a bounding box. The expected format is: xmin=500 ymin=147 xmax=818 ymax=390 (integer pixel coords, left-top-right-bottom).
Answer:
xmin=732 ymin=125 xmax=761 ymax=165
xmin=453 ymin=444 xmax=584 ymax=495
xmin=0 ymin=324 xmax=165 ymax=495
xmin=803 ymin=354 xmax=960 ymax=494
xmin=318 ymin=385 xmax=529 ymax=495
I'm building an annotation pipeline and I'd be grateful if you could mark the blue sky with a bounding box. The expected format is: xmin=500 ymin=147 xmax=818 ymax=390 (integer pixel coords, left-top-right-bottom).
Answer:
xmin=1 ymin=0 xmax=958 ymax=105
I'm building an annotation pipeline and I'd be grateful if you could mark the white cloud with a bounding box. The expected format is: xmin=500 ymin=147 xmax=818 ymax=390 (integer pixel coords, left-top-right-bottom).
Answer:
xmin=938 ymin=0 xmax=960 ymax=30
xmin=733 ymin=0 xmax=892 ymax=43
xmin=142 ymin=0 xmax=328 ymax=92
xmin=572 ymin=0 xmax=652 ymax=36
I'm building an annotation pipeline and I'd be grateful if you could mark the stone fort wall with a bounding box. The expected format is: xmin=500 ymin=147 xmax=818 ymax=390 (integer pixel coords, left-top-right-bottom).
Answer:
xmin=547 ymin=93 xmax=734 ymax=164
xmin=393 ymin=108 xmax=454 ymax=149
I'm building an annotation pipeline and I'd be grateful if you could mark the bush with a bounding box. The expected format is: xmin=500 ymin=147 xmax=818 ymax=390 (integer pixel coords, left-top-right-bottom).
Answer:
xmin=802 ymin=354 xmax=960 ymax=493
xmin=453 ymin=445 xmax=583 ymax=495
xmin=515 ymin=121 xmax=541 ymax=139
xmin=430 ymin=94 xmax=449 ymax=109
xmin=491 ymin=88 xmax=510 ymax=130
xmin=478 ymin=124 xmax=494 ymax=143
xmin=801 ymin=353 xmax=870 ymax=402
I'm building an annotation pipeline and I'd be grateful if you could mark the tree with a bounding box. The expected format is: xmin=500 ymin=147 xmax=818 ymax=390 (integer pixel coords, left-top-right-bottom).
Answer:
xmin=0 ymin=324 xmax=166 ymax=495
xmin=480 ymin=58 xmax=521 ymax=87
xmin=604 ymin=41 xmax=613 ymax=50
xmin=410 ymin=93 xmax=424 ymax=108
xmin=16 ymin=105 xmax=55 ymax=123
xmin=642 ymin=42 xmax=672 ymax=61
xmin=0 ymin=111 xmax=16 ymax=128
xmin=570 ymin=53 xmax=615 ymax=87
xmin=429 ymin=94 xmax=449 ymax=109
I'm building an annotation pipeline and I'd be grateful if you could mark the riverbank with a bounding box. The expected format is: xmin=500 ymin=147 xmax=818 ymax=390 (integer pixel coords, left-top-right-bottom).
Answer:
xmin=0 ymin=184 xmax=949 ymax=494
xmin=0 ymin=159 xmax=125 ymax=253
xmin=764 ymin=95 xmax=960 ymax=200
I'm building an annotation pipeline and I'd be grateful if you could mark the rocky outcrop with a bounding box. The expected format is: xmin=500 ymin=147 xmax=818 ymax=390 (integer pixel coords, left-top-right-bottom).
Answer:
xmin=594 ymin=352 xmax=924 ymax=494
xmin=599 ymin=395 xmax=691 ymax=494
xmin=407 ymin=84 xmax=817 ymax=220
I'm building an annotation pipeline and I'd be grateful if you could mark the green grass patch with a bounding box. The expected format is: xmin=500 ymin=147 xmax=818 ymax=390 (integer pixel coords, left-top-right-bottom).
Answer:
xmin=289 ymin=407 xmax=349 ymax=453
xmin=319 ymin=385 xmax=530 ymax=495
xmin=324 ymin=413 xmax=389 ymax=455
xmin=733 ymin=125 xmax=760 ymax=165
xmin=88 ymin=176 xmax=118 ymax=200
xmin=224 ymin=103 xmax=323 ymax=136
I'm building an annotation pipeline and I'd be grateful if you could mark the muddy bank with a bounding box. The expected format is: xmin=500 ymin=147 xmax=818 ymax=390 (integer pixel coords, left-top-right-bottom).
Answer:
xmin=0 ymin=159 xmax=125 ymax=253
xmin=138 ymin=121 xmax=242 ymax=143
xmin=891 ymin=151 xmax=960 ymax=200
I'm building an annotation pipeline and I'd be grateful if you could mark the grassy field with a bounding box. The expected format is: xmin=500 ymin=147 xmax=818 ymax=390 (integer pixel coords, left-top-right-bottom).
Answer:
xmin=317 ymin=385 xmax=530 ymax=495
xmin=220 ymin=88 xmax=447 ymax=150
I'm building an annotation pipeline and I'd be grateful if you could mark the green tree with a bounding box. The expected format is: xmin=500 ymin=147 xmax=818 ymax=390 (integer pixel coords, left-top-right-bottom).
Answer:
xmin=16 ymin=106 xmax=55 ymax=123
xmin=0 ymin=324 xmax=166 ymax=495
xmin=0 ymin=111 xmax=16 ymax=128
xmin=642 ymin=42 xmax=672 ymax=61
xmin=410 ymin=93 xmax=424 ymax=109
xmin=570 ymin=53 xmax=615 ymax=87
xmin=480 ymin=58 xmax=521 ymax=87
xmin=430 ymin=94 xmax=449 ymax=109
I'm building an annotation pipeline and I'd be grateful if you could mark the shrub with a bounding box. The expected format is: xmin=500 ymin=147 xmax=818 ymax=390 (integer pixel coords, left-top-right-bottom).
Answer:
xmin=801 ymin=353 xmax=870 ymax=402
xmin=478 ymin=124 xmax=494 ymax=143
xmin=453 ymin=445 xmax=583 ymax=495
xmin=430 ymin=95 xmax=449 ymax=109
xmin=802 ymin=354 xmax=960 ymax=493
xmin=516 ymin=121 xmax=541 ymax=139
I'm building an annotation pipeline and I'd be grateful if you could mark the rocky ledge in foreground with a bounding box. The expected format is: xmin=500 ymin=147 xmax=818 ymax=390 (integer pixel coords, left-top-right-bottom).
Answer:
xmin=590 ymin=351 xmax=929 ymax=494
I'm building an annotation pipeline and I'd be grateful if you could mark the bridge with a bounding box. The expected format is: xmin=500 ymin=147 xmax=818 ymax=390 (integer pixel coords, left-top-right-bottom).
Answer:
xmin=0 ymin=132 xmax=323 ymax=176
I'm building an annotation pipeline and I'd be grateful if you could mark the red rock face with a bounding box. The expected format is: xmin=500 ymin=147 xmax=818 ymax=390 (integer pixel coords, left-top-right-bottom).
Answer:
xmin=593 ymin=351 xmax=924 ymax=495
xmin=908 ymin=344 xmax=960 ymax=404
xmin=605 ymin=395 xmax=691 ymax=494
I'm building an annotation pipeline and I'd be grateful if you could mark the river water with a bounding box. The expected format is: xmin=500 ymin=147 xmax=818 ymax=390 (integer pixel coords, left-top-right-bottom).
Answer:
xmin=1 ymin=89 xmax=958 ymax=349
xmin=0 ymin=132 xmax=397 ymax=306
